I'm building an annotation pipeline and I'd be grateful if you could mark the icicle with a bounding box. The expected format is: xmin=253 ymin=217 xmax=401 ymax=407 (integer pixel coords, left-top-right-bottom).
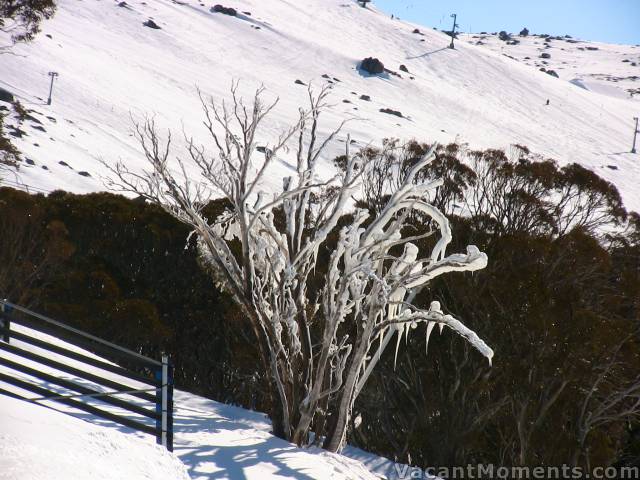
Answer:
xmin=425 ymin=321 xmax=436 ymax=355
xmin=438 ymin=322 xmax=445 ymax=334
xmin=393 ymin=324 xmax=405 ymax=369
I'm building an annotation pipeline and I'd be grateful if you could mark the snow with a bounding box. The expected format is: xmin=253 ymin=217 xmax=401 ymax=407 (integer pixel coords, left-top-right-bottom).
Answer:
xmin=0 ymin=324 xmax=389 ymax=479
xmin=0 ymin=0 xmax=638 ymax=213
xmin=458 ymin=32 xmax=640 ymax=101
xmin=0 ymin=395 xmax=190 ymax=480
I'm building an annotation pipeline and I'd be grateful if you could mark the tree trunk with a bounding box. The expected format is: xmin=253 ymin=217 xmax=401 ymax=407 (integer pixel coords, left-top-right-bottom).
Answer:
xmin=323 ymin=331 xmax=370 ymax=452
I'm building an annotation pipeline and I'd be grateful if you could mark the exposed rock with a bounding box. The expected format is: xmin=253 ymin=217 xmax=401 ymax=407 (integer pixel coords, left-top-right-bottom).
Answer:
xmin=294 ymin=79 xmax=306 ymax=86
xmin=78 ymin=171 xmax=92 ymax=177
xmin=25 ymin=158 xmax=35 ymax=165
xmin=359 ymin=94 xmax=371 ymax=101
xmin=212 ymin=5 xmax=237 ymax=16
xmin=546 ymin=70 xmax=559 ymax=78
xmin=379 ymin=108 xmax=403 ymax=118
xmin=519 ymin=27 xmax=529 ymax=36
xmin=143 ymin=19 xmax=161 ymax=29
xmin=586 ymin=46 xmax=599 ymax=51
xmin=360 ymin=57 xmax=384 ymax=74
xmin=540 ymin=52 xmax=551 ymax=59
xmin=498 ymin=30 xmax=511 ymax=41
xmin=399 ymin=64 xmax=409 ymax=73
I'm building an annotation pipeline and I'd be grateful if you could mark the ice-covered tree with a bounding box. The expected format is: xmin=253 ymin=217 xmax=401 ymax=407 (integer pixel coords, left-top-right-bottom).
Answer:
xmin=106 ymin=84 xmax=493 ymax=452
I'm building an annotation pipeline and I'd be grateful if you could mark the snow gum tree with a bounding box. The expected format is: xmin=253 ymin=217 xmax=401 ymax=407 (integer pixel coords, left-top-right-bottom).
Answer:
xmin=107 ymin=84 xmax=493 ymax=452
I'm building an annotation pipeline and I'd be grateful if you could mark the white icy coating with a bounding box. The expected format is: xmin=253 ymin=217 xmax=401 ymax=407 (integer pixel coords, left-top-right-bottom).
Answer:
xmin=104 ymin=80 xmax=491 ymax=451
xmin=0 ymin=0 xmax=638 ymax=212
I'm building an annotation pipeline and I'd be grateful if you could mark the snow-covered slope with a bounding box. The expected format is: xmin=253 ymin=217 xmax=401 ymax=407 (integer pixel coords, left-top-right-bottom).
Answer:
xmin=1 ymin=0 xmax=639 ymax=212
xmin=0 ymin=323 xmax=390 ymax=480
xmin=0 ymin=395 xmax=190 ymax=480
xmin=459 ymin=31 xmax=640 ymax=101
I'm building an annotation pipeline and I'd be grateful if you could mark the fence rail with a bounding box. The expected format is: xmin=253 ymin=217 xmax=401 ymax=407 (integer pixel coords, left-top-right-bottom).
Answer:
xmin=0 ymin=300 xmax=174 ymax=451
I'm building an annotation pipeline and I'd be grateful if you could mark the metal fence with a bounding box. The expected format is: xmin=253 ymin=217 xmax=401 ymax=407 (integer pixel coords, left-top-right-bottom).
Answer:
xmin=0 ymin=300 xmax=174 ymax=451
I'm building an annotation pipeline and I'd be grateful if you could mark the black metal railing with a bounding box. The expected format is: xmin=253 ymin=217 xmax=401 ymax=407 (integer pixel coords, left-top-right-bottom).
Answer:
xmin=0 ymin=300 xmax=174 ymax=451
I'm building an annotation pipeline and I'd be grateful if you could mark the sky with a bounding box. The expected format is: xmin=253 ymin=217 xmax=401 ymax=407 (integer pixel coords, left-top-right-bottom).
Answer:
xmin=373 ymin=0 xmax=640 ymax=45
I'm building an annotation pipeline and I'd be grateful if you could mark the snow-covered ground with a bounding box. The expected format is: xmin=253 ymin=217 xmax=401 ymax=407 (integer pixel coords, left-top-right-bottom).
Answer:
xmin=0 ymin=323 xmax=400 ymax=480
xmin=0 ymin=395 xmax=190 ymax=480
xmin=459 ymin=31 xmax=640 ymax=101
xmin=1 ymin=0 xmax=639 ymax=212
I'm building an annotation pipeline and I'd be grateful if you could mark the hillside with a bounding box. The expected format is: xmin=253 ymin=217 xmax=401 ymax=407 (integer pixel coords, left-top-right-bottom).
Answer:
xmin=0 ymin=0 xmax=639 ymax=212
xmin=459 ymin=31 xmax=640 ymax=100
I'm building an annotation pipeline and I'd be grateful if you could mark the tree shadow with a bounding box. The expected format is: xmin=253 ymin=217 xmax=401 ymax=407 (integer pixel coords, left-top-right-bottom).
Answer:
xmin=1 ymin=371 xmax=318 ymax=479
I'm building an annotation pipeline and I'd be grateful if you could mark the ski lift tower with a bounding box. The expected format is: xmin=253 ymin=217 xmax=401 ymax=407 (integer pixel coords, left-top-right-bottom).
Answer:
xmin=449 ymin=14 xmax=459 ymax=49
xmin=47 ymin=71 xmax=59 ymax=106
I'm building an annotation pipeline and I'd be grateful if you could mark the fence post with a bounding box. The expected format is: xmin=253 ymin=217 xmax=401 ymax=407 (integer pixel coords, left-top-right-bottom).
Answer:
xmin=167 ymin=357 xmax=174 ymax=452
xmin=156 ymin=354 xmax=173 ymax=451
xmin=1 ymin=300 xmax=11 ymax=343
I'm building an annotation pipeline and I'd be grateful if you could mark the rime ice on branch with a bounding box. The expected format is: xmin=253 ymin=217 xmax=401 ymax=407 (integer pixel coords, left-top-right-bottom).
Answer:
xmin=105 ymin=84 xmax=493 ymax=453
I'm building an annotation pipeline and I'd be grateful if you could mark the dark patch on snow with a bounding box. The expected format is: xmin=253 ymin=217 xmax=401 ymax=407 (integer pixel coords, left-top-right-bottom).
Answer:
xmin=379 ymin=108 xmax=403 ymax=118
xmin=0 ymin=87 xmax=14 ymax=103
xmin=360 ymin=57 xmax=384 ymax=75
xmin=143 ymin=19 xmax=161 ymax=29
xmin=211 ymin=5 xmax=237 ymax=16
